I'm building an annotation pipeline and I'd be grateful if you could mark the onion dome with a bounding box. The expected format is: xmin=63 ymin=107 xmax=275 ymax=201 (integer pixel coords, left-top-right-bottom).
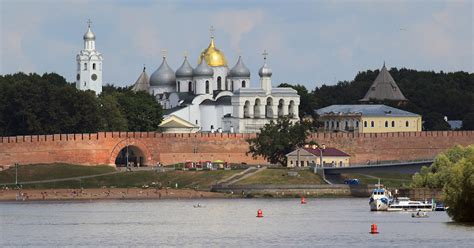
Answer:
xmin=193 ymin=60 xmax=214 ymax=77
xmin=198 ymin=37 xmax=227 ymax=67
xmin=258 ymin=60 xmax=272 ymax=77
xmin=83 ymin=25 xmax=96 ymax=40
xmin=176 ymin=56 xmax=194 ymax=78
xmin=150 ymin=57 xmax=176 ymax=86
xmin=229 ymin=56 xmax=250 ymax=78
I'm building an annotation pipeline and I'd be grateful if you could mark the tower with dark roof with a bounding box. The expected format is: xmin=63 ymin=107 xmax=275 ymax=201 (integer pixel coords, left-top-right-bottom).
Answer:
xmin=360 ymin=63 xmax=407 ymax=104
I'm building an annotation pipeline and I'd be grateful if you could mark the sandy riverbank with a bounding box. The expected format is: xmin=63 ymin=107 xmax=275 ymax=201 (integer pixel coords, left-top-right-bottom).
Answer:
xmin=0 ymin=188 xmax=227 ymax=202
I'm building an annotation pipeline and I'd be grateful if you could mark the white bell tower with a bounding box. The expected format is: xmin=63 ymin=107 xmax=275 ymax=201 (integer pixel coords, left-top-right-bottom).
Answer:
xmin=76 ymin=19 xmax=103 ymax=95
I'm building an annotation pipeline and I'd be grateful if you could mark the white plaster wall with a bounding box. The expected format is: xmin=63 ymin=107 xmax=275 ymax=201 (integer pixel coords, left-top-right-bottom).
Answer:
xmin=212 ymin=66 xmax=228 ymax=91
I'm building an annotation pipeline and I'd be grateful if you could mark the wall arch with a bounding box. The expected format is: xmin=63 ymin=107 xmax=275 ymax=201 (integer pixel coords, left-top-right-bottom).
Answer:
xmin=108 ymin=138 xmax=154 ymax=166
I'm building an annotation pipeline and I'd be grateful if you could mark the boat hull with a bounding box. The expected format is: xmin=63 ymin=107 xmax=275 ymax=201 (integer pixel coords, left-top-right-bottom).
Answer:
xmin=370 ymin=199 xmax=389 ymax=211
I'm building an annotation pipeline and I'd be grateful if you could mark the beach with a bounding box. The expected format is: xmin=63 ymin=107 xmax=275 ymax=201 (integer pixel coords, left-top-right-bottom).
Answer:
xmin=0 ymin=188 xmax=226 ymax=201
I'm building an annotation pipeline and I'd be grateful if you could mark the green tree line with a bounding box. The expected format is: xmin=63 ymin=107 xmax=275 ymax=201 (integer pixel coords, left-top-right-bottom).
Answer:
xmin=280 ymin=68 xmax=474 ymax=130
xmin=0 ymin=72 xmax=163 ymax=136
xmin=411 ymin=145 xmax=474 ymax=222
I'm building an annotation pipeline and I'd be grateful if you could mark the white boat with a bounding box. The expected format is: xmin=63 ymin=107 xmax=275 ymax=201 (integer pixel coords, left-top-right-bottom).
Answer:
xmin=369 ymin=188 xmax=392 ymax=211
xmin=387 ymin=197 xmax=434 ymax=212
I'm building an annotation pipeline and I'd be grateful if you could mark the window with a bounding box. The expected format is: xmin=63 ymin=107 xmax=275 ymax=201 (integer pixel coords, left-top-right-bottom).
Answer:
xmin=336 ymin=121 xmax=339 ymax=128
xmin=356 ymin=121 xmax=359 ymax=128
xmin=231 ymin=81 xmax=234 ymax=91
xmin=205 ymin=81 xmax=209 ymax=94
xmin=406 ymin=121 xmax=409 ymax=127
xmin=195 ymin=120 xmax=198 ymax=124
xmin=371 ymin=121 xmax=374 ymax=127
xmin=391 ymin=121 xmax=395 ymax=127
xmin=385 ymin=121 xmax=388 ymax=127
xmin=345 ymin=121 xmax=348 ymax=128
xmin=242 ymin=80 xmax=246 ymax=88
xmin=84 ymin=63 xmax=87 ymax=70
xmin=188 ymin=81 xmax=192 ymax=92
xmin=217 ymin=76 xmax=222 ymax=90
xmin=364 ymin=121 xmax=367 ymax=127
xmin=290 ymin=161 xmax=293 ymax=165
xmin=177 ymin=82 xmax=180 ymax=92
xmin=93 ymin=63 xmax=96 ymax=70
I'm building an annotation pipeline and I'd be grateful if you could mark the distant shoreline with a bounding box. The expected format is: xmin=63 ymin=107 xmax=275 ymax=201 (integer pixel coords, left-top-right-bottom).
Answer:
xmin=0 ymin=188 xmax=228 ymax=202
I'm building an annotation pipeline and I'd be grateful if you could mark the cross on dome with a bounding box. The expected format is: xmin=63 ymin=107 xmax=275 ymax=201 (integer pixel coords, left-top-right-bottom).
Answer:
xmin=262 ymin=50 xmax=269 ymax=61
xmin=209 ymin=25 xmax=215 ymax=38
xmin=162 ymin=49 xmax=168 ymax=58
xmin=87 ymin=19 xmax=92 ymax=28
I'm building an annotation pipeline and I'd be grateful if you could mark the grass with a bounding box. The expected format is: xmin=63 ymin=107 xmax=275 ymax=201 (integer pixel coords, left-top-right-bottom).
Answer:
xmin=0 ymin=163 xmax=115 ymax=184
xmin=0 ymin=164 xmax=241 ymax=190
xmin=235 ymin=168 xmax=326 ymax=185
xmin=340 ymin=172 xmax=413 ymax=188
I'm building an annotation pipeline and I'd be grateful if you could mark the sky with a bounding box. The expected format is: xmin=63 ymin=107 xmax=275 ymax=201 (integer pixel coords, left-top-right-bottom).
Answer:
xmin=1 ymin=0 xmax=473 ymax=90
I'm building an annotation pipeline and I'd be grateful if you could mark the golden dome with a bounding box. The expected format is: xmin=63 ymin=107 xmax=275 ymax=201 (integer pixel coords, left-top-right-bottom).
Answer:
xmin=198 ymin=38 xmax=227 ymax=67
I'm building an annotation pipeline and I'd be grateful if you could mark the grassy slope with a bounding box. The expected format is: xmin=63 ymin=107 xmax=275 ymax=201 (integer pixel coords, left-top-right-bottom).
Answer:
xmin=0 ymin=164 xmax=241 ymax=190
xmin=340 ymin=173 xmax=413 ymax=188
xmin=0 ymin=163 xmax=114 ymax=184
xmin=236 ymin=169 xmax=325 ymax=185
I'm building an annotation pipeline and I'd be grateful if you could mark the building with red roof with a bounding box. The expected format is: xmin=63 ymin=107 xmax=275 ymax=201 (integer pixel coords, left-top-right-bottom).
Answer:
xmin=285 ymin=145 xmax=350 ymax=167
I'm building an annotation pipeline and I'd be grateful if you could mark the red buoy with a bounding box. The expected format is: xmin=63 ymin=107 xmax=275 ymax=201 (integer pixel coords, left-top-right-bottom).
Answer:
xmin=370 ymin=223 xmax=379 ymax=234
xmin=257 ymin=209 xmax=263 ymax=218
xmin=301 ymin=197 xmax=307 ymax=204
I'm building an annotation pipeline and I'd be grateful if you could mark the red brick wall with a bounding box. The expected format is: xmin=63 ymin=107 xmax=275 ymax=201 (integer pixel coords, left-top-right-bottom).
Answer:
xmin=0 ymin=131 xmax=472 ymax=168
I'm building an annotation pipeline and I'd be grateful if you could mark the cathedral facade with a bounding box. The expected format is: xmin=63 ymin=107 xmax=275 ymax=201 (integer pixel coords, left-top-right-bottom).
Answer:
xmin=132 ymin=33 xmax=300 ymax=133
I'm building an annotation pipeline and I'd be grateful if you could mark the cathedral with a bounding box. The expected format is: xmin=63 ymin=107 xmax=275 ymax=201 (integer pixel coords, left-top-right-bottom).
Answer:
xmin=75 ymin=23 xmax=300 ymax=133
xmin=131 ymin=29 xmax=300 ymax=133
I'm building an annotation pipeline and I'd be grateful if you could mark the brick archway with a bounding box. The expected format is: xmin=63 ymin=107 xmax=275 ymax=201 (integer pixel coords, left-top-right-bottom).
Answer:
xmin=108 ymin=138 xmax=154 ymax=166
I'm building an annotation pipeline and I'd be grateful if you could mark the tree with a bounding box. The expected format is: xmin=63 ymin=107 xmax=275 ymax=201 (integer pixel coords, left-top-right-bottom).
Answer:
xmin=98 ymin=94 xmax=128 ymax=131
xmin=115 ymin=91 xmax=163 ymax=131
xmin=247 ymin=117 xmax=315 ymax=165
xmin=423 ymin=112 xmax=450 ymax=131
xmin=462 ymin=112 xmax=474 ymax=130
xmin=411 ymin=145 xmax=474 ymax=222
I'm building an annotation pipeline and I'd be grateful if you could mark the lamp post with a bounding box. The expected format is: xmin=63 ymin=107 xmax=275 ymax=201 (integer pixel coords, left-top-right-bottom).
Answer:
xmin=15 ymin=162 xmax=19 ymax=185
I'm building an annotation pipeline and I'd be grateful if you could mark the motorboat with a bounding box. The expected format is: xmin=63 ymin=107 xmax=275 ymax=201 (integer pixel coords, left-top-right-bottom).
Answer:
xmin=369 ymin=188 xmax=392 ymax=211
xmin=387 ymin=197 xmax=434 ymax=212
xmin=412 ymin=211 xmax=429 ymax=218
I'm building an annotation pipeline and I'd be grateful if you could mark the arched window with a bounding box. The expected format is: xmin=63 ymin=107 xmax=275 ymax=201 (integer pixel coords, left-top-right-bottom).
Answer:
xmin=254 ymin=99 xmax=261 ymax=118
xmin=356 ymin=121 xmax=359 ymax=128
xmin=385 ymin=121 xmax=388 ymax=127
xmin=331 ymin=121 xmax=334 ymax=128
xmin=406 ymin=121 xmax=409 ymax=127
xmin=84 ymin=63 xmax=87 ymax=70
xmin=364 ymin=121 xmax=367 ymax=127
xmin=278 ymin=99 xmax=284 ymax=117
xmin=265 ymin=97 xmax=273 ymax=118
xmin=391 ymin=121 xmax=395 ymax=127
xmin=93 ymin=63 xmax=96 ymax=70
xmin=231 ymin=81 xmax=234 ymax=91
xmin=371 ymin=121 xmax=374 ymax=127
xmin=288 ymin=100 xmax=295 ymax=117
xmin=177 ymin=82 xmax=180 ymax=92
xmin=188 ymin=81 xmax=192 ymax=92
xmin=242 ymin=81 xmax=246 ymax=88
xmin=244 ymin=101 xmax=250 ymax=118
xmin=217 ymin=76 xmax=222 ymax=90
xmin=205 ymin=81 xmax=210 ymax=94
xmin=345 ymin=121 xmax=349 ymax=129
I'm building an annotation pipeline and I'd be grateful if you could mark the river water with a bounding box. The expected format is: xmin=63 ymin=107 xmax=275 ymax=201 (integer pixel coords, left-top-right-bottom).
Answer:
xmin=1 ymin=198 xmax=472 ymax=247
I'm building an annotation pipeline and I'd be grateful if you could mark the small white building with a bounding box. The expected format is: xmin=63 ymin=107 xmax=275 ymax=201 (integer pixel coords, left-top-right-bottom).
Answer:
xmin=286 ymin=146 xmax=351 ymax=167
xmin=75 ymin=21 xmax=103 ymax=95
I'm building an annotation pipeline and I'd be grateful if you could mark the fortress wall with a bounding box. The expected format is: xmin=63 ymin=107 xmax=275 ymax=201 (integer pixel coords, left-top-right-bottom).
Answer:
xmin=0 ymin=131 xmax=472 ymax=168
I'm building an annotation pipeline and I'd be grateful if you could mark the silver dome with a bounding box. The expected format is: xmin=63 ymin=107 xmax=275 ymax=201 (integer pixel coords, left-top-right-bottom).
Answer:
xmin=83 ymin=26 xmax=95 ymax=40
xmin=229 ymin=56 xmax=250 ymax=78
xmin=193 ymin=60 xmax=214 ymax=77
xmin=258 ymin=61 xmax=272 ymax=77
xmin=176 ymin=56 xmax=194 ymax=78
xmin=150 ymin=57 xmax=176 ymax=86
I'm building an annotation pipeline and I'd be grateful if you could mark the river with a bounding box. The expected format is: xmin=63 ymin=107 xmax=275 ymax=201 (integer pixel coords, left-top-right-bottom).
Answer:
xmin=1 ymin=198 xmax=472 ymax=247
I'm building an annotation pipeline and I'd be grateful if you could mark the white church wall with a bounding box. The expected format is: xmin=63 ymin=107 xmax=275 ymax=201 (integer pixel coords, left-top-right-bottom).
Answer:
xmin=212 ymin=66 xmax=228 ymax=91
